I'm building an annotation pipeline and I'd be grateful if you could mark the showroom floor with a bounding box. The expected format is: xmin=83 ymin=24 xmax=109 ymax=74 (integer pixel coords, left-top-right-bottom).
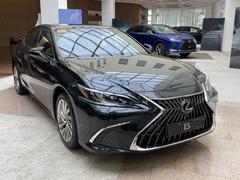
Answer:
xmin=1 ymin=51 xmax=240 ymax=180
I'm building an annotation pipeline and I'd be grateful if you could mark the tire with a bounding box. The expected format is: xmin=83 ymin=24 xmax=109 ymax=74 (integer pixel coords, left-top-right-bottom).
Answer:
xmin=13 ymin=64 xmax=27 ymax=95
xmin=180 ymin=53 xmax=191 ymax=58
xmin=154 ymin=43 xmax=166 ymax=56
xmin=55 ymin=93 xmax=79 ymax=150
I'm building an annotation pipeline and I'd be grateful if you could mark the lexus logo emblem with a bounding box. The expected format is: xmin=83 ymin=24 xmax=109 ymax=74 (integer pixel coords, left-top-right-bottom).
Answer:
xmin=182 ymin=100 xmax=193 ymax=113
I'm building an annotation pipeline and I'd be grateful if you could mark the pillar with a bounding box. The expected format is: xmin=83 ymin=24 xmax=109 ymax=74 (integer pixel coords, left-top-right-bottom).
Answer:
xmin=40 ymin=0 xmax=67 ymax=24
xmin=102 ymin=0 xmax=115 ymax=26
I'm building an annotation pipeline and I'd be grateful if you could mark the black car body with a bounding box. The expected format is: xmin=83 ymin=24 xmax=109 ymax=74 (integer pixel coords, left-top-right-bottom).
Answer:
xmin=12 ymin=25 xmax=218 ymax=153
xmin=173 ymin=26 xmax=202 ymax=44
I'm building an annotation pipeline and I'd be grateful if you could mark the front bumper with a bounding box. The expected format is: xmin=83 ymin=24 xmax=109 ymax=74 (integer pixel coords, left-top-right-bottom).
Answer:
xmin=75 ymin=86 xmax=218 ymax=154
xmin=167 ymin=39 xmax=197 ymax=54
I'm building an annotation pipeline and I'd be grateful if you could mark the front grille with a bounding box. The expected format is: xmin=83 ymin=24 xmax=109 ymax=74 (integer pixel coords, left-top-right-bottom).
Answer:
xmin=136 ymin=93 xmax=213 ymax=149
xmin=180 ymin=39 xmax=196 ymax=50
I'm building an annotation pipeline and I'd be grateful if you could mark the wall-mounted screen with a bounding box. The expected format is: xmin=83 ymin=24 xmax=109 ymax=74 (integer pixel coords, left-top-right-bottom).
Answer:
xmin=59 ymin=9 xmax=82 ymax=25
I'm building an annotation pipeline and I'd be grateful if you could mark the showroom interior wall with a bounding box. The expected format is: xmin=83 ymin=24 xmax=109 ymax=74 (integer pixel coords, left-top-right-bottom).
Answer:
xmin=67 ymin=0 xmax=143 ymax=25
xmin=0 ymin=0 xmax=40 ymax=75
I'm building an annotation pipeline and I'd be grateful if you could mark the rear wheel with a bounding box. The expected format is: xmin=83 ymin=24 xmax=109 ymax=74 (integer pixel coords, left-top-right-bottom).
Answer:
xmin=56 ymin=93 xmax=79 ymax=150
xmin=180 ymin=53 xmax=191 ymax=58
xmin=154 ymin=43 xmax=166 ymax=56
xmin=13 ymin=65 xmax=27 ymax=95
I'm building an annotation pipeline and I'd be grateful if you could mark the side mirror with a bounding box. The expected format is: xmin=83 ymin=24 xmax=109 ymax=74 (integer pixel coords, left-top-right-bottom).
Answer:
xmin=29 ymin=47 xmax=48 ymax=62
xmin=146 ymin=30 xmax=154 ymax=35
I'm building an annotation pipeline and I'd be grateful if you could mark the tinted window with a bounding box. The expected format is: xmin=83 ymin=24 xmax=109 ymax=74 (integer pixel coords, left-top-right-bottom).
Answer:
xmin=25 ymin=28 xmax=40 ymax=48
xmin=37 ymin=29 xmax=54 ymax=58
xmin=55 ymin=27 xmax=147 ymax=59
xmin=132 ymin=26 xmax=145 ymax=33
xmin=152 ymin=25 xmax=177 ymax=34
xmin=181 ymin=27 xmax=190 ymax=32
xmin=143 ymin=26 xmax=154 ymax=34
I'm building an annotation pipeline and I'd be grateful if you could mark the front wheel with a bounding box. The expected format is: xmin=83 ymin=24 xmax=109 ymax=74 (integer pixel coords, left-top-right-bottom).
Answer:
xmin=154 ymin=43 xmax=166 ymax=56
xmin=56 ymin=93 xmax=79 ymax=150
xmin=180 ymin=53 xmax=191 ymax=58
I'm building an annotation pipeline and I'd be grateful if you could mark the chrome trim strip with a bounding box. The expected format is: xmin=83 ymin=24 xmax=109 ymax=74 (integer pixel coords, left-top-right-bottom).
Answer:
xmin=151 ymin=90 xmax=204 ymax=100
xmin=130 ymin=94 xmax=165 ymax=151
xmin=89 ymin=122 xmax=131 ymax=144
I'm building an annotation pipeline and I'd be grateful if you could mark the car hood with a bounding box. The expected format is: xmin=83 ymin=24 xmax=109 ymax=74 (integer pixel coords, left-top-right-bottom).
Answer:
xmin=66 ymin=54 xmax=203 ymax=99
xmin=156 ymin=33 xmax=193 ymax=41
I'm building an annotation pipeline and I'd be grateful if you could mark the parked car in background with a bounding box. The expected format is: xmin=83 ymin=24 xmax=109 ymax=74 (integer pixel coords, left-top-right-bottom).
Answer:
xmin=173 ymin=26 xmax=202 ymax=44
xmin=12 ymin=25 xmax=217 ymax=153
xmin=127 ymin=24 xmax=197 ymax=58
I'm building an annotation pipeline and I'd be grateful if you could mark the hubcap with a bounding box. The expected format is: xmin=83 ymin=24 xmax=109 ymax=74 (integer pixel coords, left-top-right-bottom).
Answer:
xmin=155 ymin=45 xmax=162 ymax=55
xmin=57 ymin=99 xmax=73 ymax=143
xmin=13 ymin=66 xmax=20 ymax=90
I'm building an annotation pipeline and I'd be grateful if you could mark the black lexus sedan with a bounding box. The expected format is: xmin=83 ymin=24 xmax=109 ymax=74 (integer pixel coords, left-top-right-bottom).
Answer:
xmin=12 ymin=25 xmax=218 ymax=153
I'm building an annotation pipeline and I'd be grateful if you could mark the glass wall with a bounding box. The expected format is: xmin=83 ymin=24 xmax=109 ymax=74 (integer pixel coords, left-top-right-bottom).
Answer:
xmin=148 ymin=6 xmax=212 ymax=28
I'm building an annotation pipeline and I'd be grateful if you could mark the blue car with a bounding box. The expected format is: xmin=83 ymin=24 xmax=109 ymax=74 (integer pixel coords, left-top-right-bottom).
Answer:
xmin=127 ymin=24 xmax=197 ymax=58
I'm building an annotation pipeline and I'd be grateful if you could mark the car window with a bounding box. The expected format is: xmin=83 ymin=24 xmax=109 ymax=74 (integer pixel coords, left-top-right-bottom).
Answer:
xmin=190 ymin=28 xmax=198 ymax=33
xmin=182 ymin=27 xmax=190 ymax=32
xmin=152 ymin=25 xmax=177 ymax=34
xmin=55 ymin=27 xmax=147 ymax=59
xmin=132 ymin=26 xmax=145 ymax=33
xmin=36 ymin=29 xmax=54 ymax=58
xmin=25 ymin=28 xmax=40 ymax=48
xmin=143 ymin=26 xmax=154 ymax=34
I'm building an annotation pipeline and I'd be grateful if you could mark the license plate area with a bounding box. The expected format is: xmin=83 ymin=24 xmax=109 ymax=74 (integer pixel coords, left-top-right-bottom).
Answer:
xmin=167 ymin=116 xmax=205 ymax=137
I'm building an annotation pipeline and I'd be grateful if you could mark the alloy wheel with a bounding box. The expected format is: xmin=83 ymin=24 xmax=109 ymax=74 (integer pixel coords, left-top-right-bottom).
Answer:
xmin=57 ymin=99 xmax=73 ymax=143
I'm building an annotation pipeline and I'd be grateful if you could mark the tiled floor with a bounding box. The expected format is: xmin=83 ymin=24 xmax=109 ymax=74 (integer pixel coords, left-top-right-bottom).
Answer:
xmin=0 ymin=51 xmax=240 ymax=180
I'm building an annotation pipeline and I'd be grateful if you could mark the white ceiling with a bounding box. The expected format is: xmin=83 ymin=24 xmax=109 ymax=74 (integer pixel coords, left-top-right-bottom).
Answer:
xmin=116 ymin=0 xmax=223 ymax=9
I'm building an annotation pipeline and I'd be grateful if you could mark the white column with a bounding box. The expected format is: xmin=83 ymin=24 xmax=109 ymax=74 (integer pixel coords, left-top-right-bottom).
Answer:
xmin=212 ymin=1 xmax=221 ymax=18
xmin=40 ymin=0 xmax=67 ymax=24
xmin=222 ymin=0 xmax=240 ymax=53
xmin=102 ymin=0 xmax=115 ymax=26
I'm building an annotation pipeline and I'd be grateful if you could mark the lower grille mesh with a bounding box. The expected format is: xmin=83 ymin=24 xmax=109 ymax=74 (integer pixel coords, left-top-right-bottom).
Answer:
xmin=181 ymin=40 xmax=196 ymax=50
xmin=136 ymin=93 xmax=213 ymax=149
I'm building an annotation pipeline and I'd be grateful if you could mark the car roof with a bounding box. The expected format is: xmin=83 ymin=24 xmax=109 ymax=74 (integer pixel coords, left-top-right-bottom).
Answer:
xmin=35 ymin=24 xmax=115 ymax=30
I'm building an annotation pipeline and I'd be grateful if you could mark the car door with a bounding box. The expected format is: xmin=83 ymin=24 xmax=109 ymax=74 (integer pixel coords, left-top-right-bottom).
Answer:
xmin=28 ymin=28 xmax=56 ymax=111
xmin=127 ymin=25 xmax=147 ymax=44
xmin=142 ymin=26 xmax=156 ymax=51
xmin=19 ymin=27 xmax=41 ymax=89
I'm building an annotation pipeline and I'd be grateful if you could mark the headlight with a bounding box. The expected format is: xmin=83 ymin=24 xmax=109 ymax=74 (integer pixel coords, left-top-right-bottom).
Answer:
xmin=169 ymin=37 xmax=182 ymax=42
xmin=78 ymin=85 xmax=141 ymax=108
xmin=203 ymin=76 xmax=212 ymax=101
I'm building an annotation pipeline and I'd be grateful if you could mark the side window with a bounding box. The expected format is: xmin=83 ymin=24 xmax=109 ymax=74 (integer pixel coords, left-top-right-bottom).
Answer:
xmin=133 ymin=26 xmax=144 ymax=33
xmin=190 ymin=28 xmax=198 ymax=33
xmin=143 ymin=27 xmax=154 ymax=34
xmin=182 ymin=27 xmax=190 ymax=32
xmin=25 ymin=28 xmax=40 ymax=48
xmin=36 ymin=29 xmax=54 ymax=58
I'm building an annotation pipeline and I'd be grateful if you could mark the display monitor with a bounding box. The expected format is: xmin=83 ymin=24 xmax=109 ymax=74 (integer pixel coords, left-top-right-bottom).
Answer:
xmin=59 ymin=9 xmax=82 ymax=25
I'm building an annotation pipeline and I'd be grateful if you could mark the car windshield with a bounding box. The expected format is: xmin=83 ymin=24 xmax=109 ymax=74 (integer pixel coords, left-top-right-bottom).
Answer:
xmin=152 ymin=25 xmax=177 ymax=34
xmin=55 ymin=27 xmax=147 ymax=59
